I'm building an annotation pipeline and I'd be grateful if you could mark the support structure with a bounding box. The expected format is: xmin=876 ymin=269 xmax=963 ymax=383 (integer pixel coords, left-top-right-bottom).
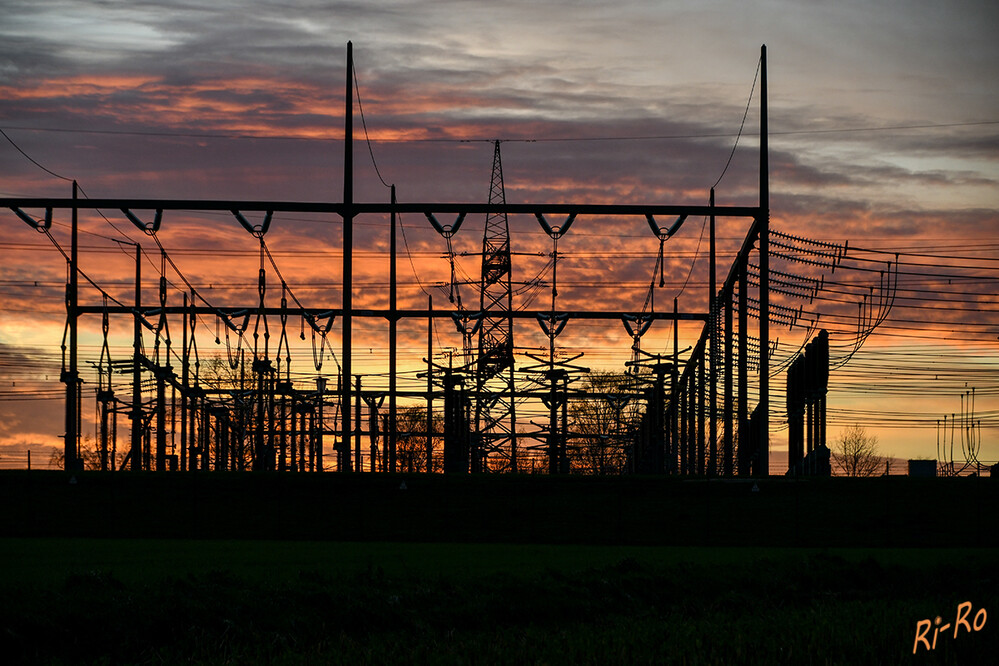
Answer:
xmin=5 ymin=43 xmax=774 ymax=477
xmin=758 ymin=44 xmax=770 ymax=476
xmin=341 ymin=40 xmax=354 ymax=473
xmin=63 ymin=181 xmax=81 ymax=471
xmin=787 ymin=329 xmax=829 ymax=475
xmin=474 ymin=141 xmax=518 ymax=473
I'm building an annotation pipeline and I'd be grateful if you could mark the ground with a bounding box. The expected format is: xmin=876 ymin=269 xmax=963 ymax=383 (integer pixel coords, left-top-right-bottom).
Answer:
xmin=1 ymin=471 xmax=996 ymax=663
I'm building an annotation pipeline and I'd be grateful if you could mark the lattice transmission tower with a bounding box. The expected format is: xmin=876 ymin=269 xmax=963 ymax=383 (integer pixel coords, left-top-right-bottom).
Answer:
xmin=473 ymin=140 xmax=518 ymax=472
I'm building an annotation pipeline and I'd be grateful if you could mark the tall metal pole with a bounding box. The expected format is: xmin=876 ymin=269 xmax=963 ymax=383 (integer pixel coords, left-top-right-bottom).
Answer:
xmin=180 ymin=292 xmax=188 ymax=472
xmin=156 ymin=363 xmax=166 ymax=471
xmin=199 ymin=401 xmax=209 ymax=470
xmin=189 ymin=336 xmax=198 ymax=471
xmin=236 ymin=354 xmax=244 ymax=470
xmin=316 ymin=376 xmax=326 ymax=471
xmin=671 ymin=297 xmax=679 ymax=474
xmin=708 ymin=187 xmax=717 ymax=475
xmin=758 ymin=44 xmax=770 ymax=476
xmin=389 ymin=184 xmax=398 ymax=473
xmin=341 ymin=41 xmax=354 ymax=472
xmin=98 ymin=391 xmax=109 ymax=472
xmin=426 ymin=294 xmax=433 ymax=473
xmin=354 ymin=375 xmax=362 ymax=472
xmin=155 ymin=263 xmax=167 ymax=472
xmin=190 ymin=295 xmax=200 ymax=471
xmin=254 ymin=355 xmax=266 ymax=470
xmin=340 ymin=42 xmax=354 ymax=471
xmin=64 ymin=181 xmax=80 ymax=470
xmin=131 ymin=244 xmax=142 ymax=471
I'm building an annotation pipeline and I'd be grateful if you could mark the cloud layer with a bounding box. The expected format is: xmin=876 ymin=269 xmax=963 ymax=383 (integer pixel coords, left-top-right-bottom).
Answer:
xmin=2 ymin=1 xmax=998 ymax=461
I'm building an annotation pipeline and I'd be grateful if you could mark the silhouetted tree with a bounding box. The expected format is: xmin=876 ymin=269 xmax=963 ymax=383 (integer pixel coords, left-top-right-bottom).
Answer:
xmin=567 ymin=372 xmax=638 ymax=474
xmin=392 ymin=405 xmax=444 ymax=473
xmin=833 ymin=424 xmax=882 ymax=477
xmin=198 ymin=356 xmax=255 ymax=470
xmin=49 ymin=434 xmax=126 ymax=471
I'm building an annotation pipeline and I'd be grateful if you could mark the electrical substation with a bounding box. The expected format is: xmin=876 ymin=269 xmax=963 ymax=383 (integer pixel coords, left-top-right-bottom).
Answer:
xmin=3 ymin=44 xmax=931 ymax=480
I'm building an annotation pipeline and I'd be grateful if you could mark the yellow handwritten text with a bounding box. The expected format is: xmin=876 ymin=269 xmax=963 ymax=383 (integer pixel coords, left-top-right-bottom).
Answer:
xmin=913 ymin=602 xmax=987 ymax=654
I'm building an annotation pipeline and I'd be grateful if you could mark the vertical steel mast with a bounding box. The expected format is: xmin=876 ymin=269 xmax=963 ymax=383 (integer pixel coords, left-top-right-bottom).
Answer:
xmin=64 ymin=180 xmax=80 ymax=470
xmin=758 ymin=44 xmax=770 ymax=476
xmin=341 ymin=41 xmax=354 ymax=472
xmin=473 ymin=141 xmax=518 ymax=472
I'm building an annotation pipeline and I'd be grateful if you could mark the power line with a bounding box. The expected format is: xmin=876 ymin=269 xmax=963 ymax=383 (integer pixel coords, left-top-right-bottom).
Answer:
xmin=352 ymin=61 xmax=392 ymax=190
xmin=2 ymin=119 xmax=996 ymax=144
xmin=0 ymin=128 xmax=74 ymax=182
xmin=712 ymin=55 xmax=760 ymax=190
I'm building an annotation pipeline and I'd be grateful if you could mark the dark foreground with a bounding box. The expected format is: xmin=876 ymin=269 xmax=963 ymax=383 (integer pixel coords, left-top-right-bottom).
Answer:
xmin=1 ymin=472 xmax=996 ymax=663
xmin=1 ymin=471 xmax=996 ymax=546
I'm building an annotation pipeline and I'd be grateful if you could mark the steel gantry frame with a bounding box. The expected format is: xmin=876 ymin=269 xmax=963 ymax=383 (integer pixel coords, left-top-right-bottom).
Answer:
xmin=3 ymin=43 xmax=772 ymax=476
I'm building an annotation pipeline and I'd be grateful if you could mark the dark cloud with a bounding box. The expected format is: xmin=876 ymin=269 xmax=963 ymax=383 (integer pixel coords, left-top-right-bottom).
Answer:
xmin=2 ymin=1 xmax=998 ymax=460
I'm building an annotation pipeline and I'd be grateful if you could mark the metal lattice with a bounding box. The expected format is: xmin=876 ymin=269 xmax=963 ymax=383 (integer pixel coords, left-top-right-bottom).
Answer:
xmin=473 ymin=141 xmax=518 ymax=472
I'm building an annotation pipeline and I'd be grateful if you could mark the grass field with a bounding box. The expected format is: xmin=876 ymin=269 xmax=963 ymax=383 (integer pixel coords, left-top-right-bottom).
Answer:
xmin=1 ymin=539 xmax=996 ymax=664
xmin=1 ymin=472 xmax=996 ymax=663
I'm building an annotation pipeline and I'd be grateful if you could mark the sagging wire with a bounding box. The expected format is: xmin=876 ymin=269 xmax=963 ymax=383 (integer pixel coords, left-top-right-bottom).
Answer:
xmin=187 ymin=293 xmax=201 ymax=393
xmin=140 ymin=220 xmax=254 ymax=378
xmin=222 ymin=312 xmax=250 ymax=372
xmin=15 ymin=208 xmax=144 ymax=391
xmin=633 ymin=211 xmax=690 ymax=354
xmin=445 ymin=233 xmax=463 ymax=309
xmin=829 ymin=256 xmax=898 ymax=370
xmin=355 ymin=51 xmax=449 ymax=352
xmin=0 ymin=127 xmax=74 ymax=182
xmin=532 ymin=214 xmax=577 ymax=367
xmin=276 ymin=282 xmax=291 ymax=382
xmin=98 ymin=294 xmax=112 ymax=393
xmin=306 ymin=312 xmax=337 ymax=373
xmin=648 ymin=53 xmax=757 ymax=383
xmin=711 ymin=54 xmax=761 ymax=191
xmin=11 ymin=208 xmax=131 ymax=310
xmin=352 ymin=58 xmax=391 ymax=190
xmin=398 ymin=212 xmax=432 ymax=298
xmin=514 ymin=254 xmax=555 ymax=311
xmin=425 ymin=211 xmax=468 ymax=351
xmin=260 ymin=237 xmax=339 ymax=373
xmin=252 ymin=239 xmax=270 ymax=364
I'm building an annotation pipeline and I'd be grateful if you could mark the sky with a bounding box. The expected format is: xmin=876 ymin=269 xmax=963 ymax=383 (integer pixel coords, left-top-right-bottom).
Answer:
xmin=1 ymin=0 xmax=998 ymax=470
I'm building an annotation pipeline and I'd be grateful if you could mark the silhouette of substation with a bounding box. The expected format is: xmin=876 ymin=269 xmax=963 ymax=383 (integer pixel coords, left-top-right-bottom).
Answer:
xmin=5 ymin=44 xmax=881 ymax=476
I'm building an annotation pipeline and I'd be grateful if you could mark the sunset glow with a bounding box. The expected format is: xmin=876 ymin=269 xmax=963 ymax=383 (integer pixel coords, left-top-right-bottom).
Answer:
xmin=2 ymin=1 xmax=998 ymax=473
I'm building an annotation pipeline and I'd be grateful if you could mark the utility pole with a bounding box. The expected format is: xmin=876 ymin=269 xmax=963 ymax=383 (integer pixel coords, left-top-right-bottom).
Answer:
xmin=341 ymin=40 xmax=354 ymax=472
xmin=316 ymin=375 xmax=326 ymax=471
xmin=758 ymin=44 xmax=770 ymax=476
xmin=64 ymin=180 xmax=80 ymax=471
xmin=354 ymin=375 xmax=362 ymax=472
xmin=131 ymin=244 xmax=142 ymax=471
xmin=426 ymin=294 xmax=433 ymax=473
xmin=388 ymin=184 xmax=398 ymax=473
xmin=671 ymin=297 xmax=679 ymax=473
